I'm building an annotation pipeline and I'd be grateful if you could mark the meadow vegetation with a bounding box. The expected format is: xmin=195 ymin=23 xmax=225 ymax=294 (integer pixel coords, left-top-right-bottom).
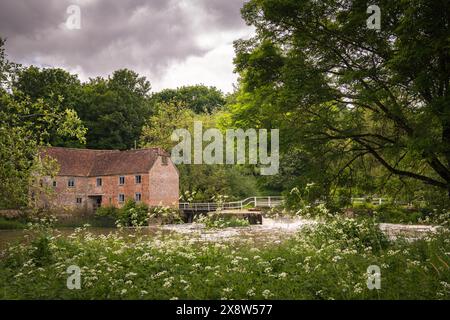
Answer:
xmin=0 ymin=215 xmax=448 ymax=300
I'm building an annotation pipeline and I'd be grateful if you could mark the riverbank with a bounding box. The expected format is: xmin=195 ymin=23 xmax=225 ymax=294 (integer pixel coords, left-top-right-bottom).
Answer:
xmin=1 ymin=217 xmax=441 ymax=250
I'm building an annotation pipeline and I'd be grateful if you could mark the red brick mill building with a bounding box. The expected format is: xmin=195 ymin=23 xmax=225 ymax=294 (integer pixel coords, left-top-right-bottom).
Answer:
xmin=38 ymin=147 xmax=179 ymax=212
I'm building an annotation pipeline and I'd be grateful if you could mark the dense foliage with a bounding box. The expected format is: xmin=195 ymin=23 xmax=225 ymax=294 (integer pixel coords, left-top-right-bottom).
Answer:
xmin=13 ymin=67 xmax=152 ymax=150
xmin=96 ymin=200 xmax=150 ymax=227
xmin=0 ymin=39 xmax=86 ymax=208
xmin=225 ymin=0 xmax=450 ymax=203
xmin=2 ymin=1 xmax=450 ymax=209
xmin=151 ymin=85 xmax=226 ymax=114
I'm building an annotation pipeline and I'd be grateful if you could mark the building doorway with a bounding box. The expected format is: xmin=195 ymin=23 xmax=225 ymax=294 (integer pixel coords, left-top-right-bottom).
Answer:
xmin=89 ymin=195 xmax=102 ymax=211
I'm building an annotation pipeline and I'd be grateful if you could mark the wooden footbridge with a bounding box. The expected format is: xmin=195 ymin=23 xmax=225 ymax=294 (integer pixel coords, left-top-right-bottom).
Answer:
xmin=179 ymin=196 xmax=283 ymax=213
xmin=179 ymin=196 xmax=284 ymax=223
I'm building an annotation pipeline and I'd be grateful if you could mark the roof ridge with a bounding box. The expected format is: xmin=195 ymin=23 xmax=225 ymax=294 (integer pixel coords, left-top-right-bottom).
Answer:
xmin=45 ymin=146 xmax=167 ymax=153
xmin=45 ymin=146 xmax=118 ymax=152
xmin=41 ymin=147 xmax=168 ymax=177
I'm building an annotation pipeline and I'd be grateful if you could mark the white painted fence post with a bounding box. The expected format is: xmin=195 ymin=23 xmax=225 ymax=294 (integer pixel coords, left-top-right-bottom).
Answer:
xmin=268 ymin=196 xmax=271 ymax=207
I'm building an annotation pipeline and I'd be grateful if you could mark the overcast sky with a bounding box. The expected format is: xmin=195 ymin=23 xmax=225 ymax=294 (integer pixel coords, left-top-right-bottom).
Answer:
xmin=0 ymin=0 xmax=254 ymax=93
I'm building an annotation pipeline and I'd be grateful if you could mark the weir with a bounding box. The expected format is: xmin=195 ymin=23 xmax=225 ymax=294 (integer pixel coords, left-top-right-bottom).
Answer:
xmin=179 ymin=196 xmax=283 ymax=222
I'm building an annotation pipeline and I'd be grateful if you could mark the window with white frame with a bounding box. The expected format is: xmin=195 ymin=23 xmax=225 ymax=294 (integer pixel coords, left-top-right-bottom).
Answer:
xmin=135 ymin=193 xmax=142 ymax=202
xmin=135 ymin=175 xmax=141 ymax=184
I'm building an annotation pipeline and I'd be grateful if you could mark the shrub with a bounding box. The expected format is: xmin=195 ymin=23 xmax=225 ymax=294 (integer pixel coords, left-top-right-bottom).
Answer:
xmin=96 ymin=200 xmax=150 ymax=227
xmin=418 ymin=209 xmax=449 ymax=227
xmin=116 ymin=200 xmax=149 ymax=227
xmin=30 ymin=235 xmax=53 ymax=266
xmin=294 ymin=203 xmax=335 ymax=219
xmin=303 ymin=216 xmax=390 ymax=253
xmin=148 ymin=206 xmax=183 ymax=225
xmin=283 ymin=184 xmax=327 ymax=210
xmin=95 ymin=205 xmax=118 ymax=218
xmin=195 ymin=213 xmax=250 ymax=229
xmin=372 ymin=204 xmax=423 ymax=224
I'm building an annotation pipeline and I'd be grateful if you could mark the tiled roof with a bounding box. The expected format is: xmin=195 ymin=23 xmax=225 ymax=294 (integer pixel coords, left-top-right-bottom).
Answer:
xmin=41 ymin=147 xmax=168 ymax=176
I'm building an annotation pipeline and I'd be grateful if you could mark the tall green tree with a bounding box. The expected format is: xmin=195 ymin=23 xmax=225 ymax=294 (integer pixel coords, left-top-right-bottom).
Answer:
xmin=140 ymin=103 xmax=259 ymax=201
xmin=13 ymin=66 xmax=84 ymax=147
xmin=76 ymin=69 xmax=152 ymax=150
xmin=151 ymin=85 xmax=226 ymax=113
xmin=14 ymin=66 xmax=81 ymax=107
xmin=0 ymin=40 xmax=86 ymax=208
xmin=13 ymin=67 xmax=152 ymax=150
xmin=228 ymin=0 xmax=450 ymax=198
xmin=140 ymin=101 xmax=195 ymax=151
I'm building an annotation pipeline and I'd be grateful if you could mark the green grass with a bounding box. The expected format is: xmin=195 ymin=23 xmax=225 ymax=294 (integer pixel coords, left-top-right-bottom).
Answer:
xmin=55 ymin=215 xmax=116 ymax=228
xmin=0 ymin=217 xmax=27 ymax=230
xmin=0 ymin=217 xmax=448 ymax=300
xmin=0 ymin=214 xmax=116 ymax=230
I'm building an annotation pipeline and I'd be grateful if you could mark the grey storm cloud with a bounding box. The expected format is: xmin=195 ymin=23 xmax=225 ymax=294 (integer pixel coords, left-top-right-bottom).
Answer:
xmin=0 ymin=0 xmax=251 ymax=91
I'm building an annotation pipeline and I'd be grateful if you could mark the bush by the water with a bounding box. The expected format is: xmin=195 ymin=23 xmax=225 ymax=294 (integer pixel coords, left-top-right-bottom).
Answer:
xmin=273 ymin=193 xmax=450 ymax=227
xmin=148 ymin=206 xmax=183 ymax=225
xmin=96 ymin=200 xmax=184 ymax=226
xmin=96 ymin=200 xmax=149 ymax=227
xmin=348 ymin=203 xmax=449 ymax=227
xmin=195 ymin=213 xmax=250 ymax=229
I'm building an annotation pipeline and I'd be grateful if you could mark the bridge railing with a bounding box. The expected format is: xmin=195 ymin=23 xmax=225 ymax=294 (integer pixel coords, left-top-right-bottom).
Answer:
xmin=350 ymin=197 xmax=389 ymax=206
xmin=179 ymin=196 xmax=284 ymax=211
xmin=179 ymin=196 xmax=407 ymax=212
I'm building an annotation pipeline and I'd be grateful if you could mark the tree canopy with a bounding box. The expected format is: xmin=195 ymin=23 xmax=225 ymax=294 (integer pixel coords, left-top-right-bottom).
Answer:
xmin=13 ymin=67 xmax=153 ymax=150
xmin=226 ymin=0 xmax=450 ymax=199
xmin=0 ymin=39 xmax=86 ymax=208
xmin=151 ymin=85 xmax=226 ymax=114
xmin=75 ymin=69 xmax=152 ymax=150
